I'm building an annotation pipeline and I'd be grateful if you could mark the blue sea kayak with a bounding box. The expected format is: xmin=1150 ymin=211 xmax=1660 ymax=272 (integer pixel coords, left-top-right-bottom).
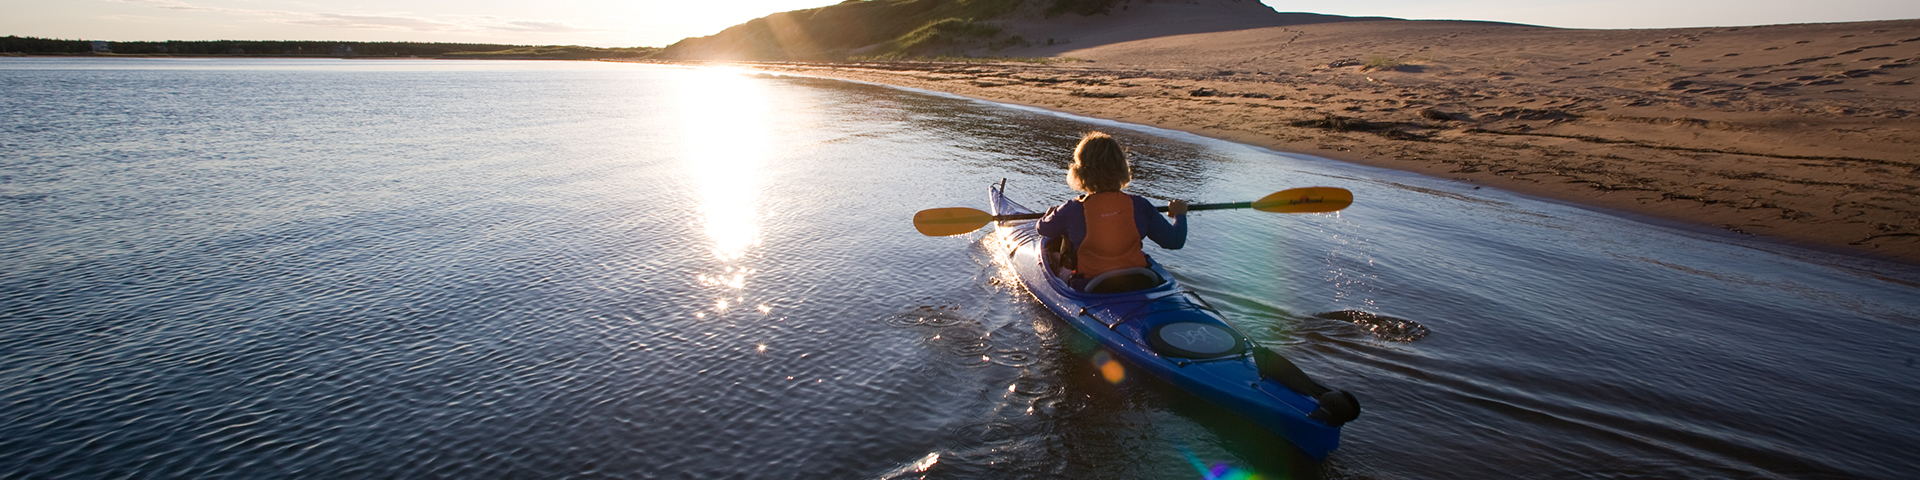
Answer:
xmin=988 ymin=183 xmax=1358 ymax=460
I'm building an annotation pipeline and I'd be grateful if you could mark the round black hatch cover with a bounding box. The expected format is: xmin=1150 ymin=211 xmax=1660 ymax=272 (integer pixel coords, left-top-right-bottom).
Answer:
xmin=1148 ymin=322 xmax=1246 ymax=359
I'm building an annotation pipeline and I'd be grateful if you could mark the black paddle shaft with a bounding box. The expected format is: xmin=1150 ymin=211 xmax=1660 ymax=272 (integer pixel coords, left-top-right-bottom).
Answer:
xmin=990 ymin=201 xmax=1247 ymax=221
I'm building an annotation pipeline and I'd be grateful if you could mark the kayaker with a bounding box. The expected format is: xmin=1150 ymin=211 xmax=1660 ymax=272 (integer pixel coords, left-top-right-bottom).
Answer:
xmin=1038 ymin=131 xmax=1188 ymax=291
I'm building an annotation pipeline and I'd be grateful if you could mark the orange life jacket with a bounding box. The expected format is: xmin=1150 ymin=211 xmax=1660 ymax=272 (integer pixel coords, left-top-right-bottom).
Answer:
xmin=1077 ymin=191 xmax=1148 ymax=277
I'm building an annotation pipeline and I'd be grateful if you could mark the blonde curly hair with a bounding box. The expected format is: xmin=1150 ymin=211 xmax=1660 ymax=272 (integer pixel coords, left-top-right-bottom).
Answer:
xmin=1067 ymin=131 xmax=1131 ymax=193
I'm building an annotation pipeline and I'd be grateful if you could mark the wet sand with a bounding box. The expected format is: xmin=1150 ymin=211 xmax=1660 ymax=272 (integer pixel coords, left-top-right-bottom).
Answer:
xmin=646 ymin=18 xmax=1920 ymax=264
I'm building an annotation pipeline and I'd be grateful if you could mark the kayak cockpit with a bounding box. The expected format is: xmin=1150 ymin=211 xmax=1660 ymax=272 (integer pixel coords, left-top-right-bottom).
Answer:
xmin=1039 ymin=235 xmax=1170 ymax=294
xmin=1036 ymin=236 xmax=1255 ymax=364
xmin=1084 ymin=267 xmax=1162 ymax=294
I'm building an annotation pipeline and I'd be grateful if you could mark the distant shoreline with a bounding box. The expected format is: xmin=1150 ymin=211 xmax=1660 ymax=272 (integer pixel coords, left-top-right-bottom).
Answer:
xmin=1 ymin=53 xmax=579 ymax=60
xmin=0 ymin=36 xmax=656 ymax=60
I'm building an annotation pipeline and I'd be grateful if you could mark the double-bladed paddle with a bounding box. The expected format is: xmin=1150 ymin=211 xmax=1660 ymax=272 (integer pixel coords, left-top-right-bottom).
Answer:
xmin=913 ymin=187 xmax=1353 ymax=237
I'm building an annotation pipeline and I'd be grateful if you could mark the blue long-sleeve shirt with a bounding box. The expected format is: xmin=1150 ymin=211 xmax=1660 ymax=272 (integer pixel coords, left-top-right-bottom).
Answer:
xmin=1036 ymin=193 xmax=1187 ymax=250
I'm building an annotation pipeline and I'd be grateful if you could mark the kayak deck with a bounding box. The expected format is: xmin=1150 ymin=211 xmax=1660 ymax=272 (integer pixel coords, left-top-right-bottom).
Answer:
xmin=988 ymin=184 xmax=1349 ymax=460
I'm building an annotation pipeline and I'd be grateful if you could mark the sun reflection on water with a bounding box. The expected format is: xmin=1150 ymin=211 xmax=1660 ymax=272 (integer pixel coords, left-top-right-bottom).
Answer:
xmin=677 ymin=68 xmax=771 ymax=263
xmin=984 ymin=226 xmax=1025 ymax=288
xmin=673 ymin=67 xmax=775 ymax=320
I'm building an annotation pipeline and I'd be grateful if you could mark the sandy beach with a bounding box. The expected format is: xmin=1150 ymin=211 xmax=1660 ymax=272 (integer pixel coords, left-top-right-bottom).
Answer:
xmin=653 ymin=14 xmax=1920 ymax=264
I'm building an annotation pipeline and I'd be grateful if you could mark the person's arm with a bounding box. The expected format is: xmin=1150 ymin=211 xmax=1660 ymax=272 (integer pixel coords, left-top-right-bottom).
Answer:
xmin=1037 ymin=199 xmax=1082 ymax=240
xmin=1135 ymin=196 xmax=1187 ymax=249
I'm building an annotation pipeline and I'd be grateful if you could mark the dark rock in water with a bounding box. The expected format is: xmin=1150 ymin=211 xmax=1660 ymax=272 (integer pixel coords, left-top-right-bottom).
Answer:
xmin=1481 ymin=107 xmax=1578 ymax=122
xmin=1419 ymin=107 xmax=1456 ymax=121
xmin=1314 ymin=310 xmax=1431 ymax=342
xmin=1290 ymin=115 xmax=1392 ymax=132
xmin=1379 ymin=129 xmax=1432 ymax=141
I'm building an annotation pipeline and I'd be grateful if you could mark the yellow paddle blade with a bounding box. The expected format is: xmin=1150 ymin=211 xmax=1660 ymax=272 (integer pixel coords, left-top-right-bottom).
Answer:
xmin=913 ymin=207 xmax=995 ymax=237
xmin=1251 ymin=187 xmax=1353 ymax=213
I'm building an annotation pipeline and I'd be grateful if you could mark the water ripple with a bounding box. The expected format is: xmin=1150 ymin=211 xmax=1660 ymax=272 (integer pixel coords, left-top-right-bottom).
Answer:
xmin=1314 ymin=310 xmax=1432 ymax=342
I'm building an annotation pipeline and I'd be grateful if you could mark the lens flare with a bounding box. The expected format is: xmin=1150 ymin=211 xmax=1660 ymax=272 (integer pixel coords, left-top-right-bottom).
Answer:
xmin=1204 ymin=462 xmax=1260 ymax=480
xmin=1180 ymin=442 xmax=1262 ymax=480
xmin=1093 ymin=350 xmax=1126 ymax=384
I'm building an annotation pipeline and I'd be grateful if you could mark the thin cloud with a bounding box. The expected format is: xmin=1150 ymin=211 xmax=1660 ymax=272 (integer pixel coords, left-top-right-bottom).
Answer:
xmin=107 ymin=0 xmax=615 ymax=36
xmin=106 ymin=0 xmax=216 ymax=11
xmin=488 ymin=20 xmax=605 ymax=33
xmin=288 ymin=13 xmax=460 ymax=32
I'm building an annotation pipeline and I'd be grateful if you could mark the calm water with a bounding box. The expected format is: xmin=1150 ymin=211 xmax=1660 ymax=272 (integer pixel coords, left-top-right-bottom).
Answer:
xmin=4 ymin=58 xmax=1918 ymax=479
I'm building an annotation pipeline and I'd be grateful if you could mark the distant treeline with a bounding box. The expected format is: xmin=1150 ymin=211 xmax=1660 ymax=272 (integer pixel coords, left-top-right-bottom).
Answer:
xmin=2 ymin=36 xmax=95 ymax=54
xmin=0 ymin=36 xmax=658 ymax=59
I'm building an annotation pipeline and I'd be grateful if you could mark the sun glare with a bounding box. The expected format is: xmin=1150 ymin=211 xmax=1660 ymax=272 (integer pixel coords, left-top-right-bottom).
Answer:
xmin=677 ymin=67 xmax=771 ymax=263
xmin=673 ymin=67 xmax=775 ymax=321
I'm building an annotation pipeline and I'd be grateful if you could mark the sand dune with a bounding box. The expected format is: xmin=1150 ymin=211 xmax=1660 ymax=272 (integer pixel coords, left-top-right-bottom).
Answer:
xmin=650 ymin=2 xmax=1920 ymax=263
xmin=990 ymin=1 xmax=1398 ymax=57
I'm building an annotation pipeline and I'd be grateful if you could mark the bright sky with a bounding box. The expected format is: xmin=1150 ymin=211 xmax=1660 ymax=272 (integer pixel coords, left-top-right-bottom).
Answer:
xmin=4 ymin=0 xmax=1917 ymax=48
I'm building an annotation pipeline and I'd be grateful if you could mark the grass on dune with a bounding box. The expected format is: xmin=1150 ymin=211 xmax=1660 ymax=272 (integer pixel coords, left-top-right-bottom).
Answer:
xmin=664 ymin=0 xmax=1110 ymax=60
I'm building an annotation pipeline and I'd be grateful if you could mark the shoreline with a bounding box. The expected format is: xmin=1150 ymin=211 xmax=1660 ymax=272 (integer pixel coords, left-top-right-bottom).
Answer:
xmin=0 ymin=53 xmax=594 ymax=60
xmin=641 ymin=57 xmax=1920 ymax=266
